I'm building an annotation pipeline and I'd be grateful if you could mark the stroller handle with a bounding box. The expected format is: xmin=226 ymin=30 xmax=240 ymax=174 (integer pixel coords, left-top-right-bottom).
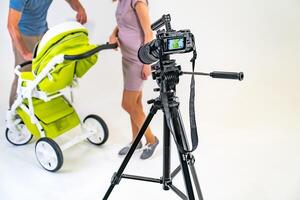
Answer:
xmin=64 ymin=43 xmax=118 ymax=61
xmin=19 ymin=60 xmax=33 ymax=68
xmin=14 ymin=60 xmax=32 ymax=76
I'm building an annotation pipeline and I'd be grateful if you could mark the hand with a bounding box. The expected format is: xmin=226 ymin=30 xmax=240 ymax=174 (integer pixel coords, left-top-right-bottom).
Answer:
xmin=141 ymin=64 xmax=151 ymax=80
xmin=76 ymin=7 xmax=87 ymax=24
xmin=109 ymin=34 xmax=120 ymax=51
xmin=22 ymin=52 xmax=32 ymax=61
xmin=144 ymin=34 xmax=153 ymax=44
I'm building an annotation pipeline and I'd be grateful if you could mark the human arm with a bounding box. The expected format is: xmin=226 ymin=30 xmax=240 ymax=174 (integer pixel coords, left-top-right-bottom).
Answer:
xmin=7 ymin=8 xmax=32 ymax=61
xmin=134 ymin=1 xmax=153 ymax=80
xmin=65 ymin=0 xmax=87 ymax=24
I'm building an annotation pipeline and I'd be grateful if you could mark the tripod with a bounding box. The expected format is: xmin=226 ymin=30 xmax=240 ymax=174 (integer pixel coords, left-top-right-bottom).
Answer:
xmin=103 ymin=88 xmax=204 ymax=200
xmin=102 ymin=13 xmax=244 ymax=198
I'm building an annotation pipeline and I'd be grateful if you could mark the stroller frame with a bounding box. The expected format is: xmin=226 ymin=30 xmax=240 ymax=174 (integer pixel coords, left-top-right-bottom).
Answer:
xmin=5 ymin=22 xmax=117 ymax=172
xmin=7 ymin=55 xmax=93 ymax=148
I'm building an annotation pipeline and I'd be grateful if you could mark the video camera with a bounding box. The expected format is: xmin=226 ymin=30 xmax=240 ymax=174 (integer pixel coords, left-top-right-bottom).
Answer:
xmin=138 ymin=29 xmax=195 ymax=64
xmin=138 ymin=14 xmax=197 ymax=91
xmin=138 ymin=14 xmax=243 ymax=87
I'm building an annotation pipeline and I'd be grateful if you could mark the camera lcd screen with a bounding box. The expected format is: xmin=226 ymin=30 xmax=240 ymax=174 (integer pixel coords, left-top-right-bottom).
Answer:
xmin=166 ymin=38 xmax=185 ymax=51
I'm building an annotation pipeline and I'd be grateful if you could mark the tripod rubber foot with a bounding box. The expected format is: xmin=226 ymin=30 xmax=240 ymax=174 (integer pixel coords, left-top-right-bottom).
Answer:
xmin=163 ymin=185 xmax=170 ymax=190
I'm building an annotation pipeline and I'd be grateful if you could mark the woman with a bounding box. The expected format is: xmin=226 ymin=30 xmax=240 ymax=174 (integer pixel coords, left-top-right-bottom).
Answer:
xmin=109 ymin=0 xmax=159 ymax=159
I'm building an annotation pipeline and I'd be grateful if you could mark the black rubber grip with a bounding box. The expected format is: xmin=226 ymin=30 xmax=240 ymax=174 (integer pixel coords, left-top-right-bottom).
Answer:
xmin=210 ymin=71 xmax=244 ymax=81
xmin=64 ymin=43 xmax=118 ymax=61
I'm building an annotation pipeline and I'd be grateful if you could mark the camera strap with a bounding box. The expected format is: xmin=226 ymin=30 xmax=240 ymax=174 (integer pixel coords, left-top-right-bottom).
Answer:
xmin=188 ymin=50 xmax=199 ymax=153
xmin=163 ymin=50 xmax=199 ymax=154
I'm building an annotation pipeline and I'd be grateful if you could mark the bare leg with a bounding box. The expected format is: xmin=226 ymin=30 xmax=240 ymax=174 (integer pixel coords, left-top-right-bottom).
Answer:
xmin=9 ymin=35 xmax=41 ymax=108
xmin=130 ymin=116 xmax=139 ymax=139
xmin=135 ymin=91 xmax=156 ymax=144
xmin=122 ymin=90 xmax=156 ymax=144
xmin=9 ymin=65 xmax=32 ymax=108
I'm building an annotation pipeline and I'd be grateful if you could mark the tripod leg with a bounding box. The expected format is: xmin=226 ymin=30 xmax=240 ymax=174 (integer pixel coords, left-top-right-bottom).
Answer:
xmin=163 ymin=115 xmax=172 ymax=190
xmin=103 ymin=105 xmax=159 ymax=200
xmin=178 ymin=153 xmax=196 ymax=200
xmin=170 ymin=107 xmax=196 ymax=200
xmin=177 ymin=110 xmax=204 ymax=199
xmin=188 ymin=156 xmax=204 ymax=200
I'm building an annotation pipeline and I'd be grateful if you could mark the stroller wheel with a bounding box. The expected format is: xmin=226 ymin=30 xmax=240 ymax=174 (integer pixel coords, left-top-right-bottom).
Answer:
xmin=83 ymin=114 xmax=109 ymax=146
xmin=35 ymin=138 xmax=63 ymax=172
xmin=5 ymin=123 xmax=33 ymax=146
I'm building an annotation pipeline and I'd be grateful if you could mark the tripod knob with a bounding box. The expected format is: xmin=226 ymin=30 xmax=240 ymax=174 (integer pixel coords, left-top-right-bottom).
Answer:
xmin=153 ymin=88 xmax=160 ymax=92
xmin=152 ymin=71 xmax=160 ymax=80
xmin=147 ymin=99 xmax=155 ymax=104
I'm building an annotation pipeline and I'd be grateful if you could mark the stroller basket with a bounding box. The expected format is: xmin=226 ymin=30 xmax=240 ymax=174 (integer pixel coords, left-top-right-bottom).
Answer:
xmin=17 ymin=96 xmax=80 ymax=139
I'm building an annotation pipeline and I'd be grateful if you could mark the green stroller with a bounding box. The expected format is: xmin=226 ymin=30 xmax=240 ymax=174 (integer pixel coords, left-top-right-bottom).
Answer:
xmin=5 ymin=21 xmax=117 ymax=172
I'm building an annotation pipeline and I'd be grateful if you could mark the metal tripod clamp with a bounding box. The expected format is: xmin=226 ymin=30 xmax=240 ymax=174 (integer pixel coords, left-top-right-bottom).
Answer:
xmin=110 ymin=172 xmax=121 ymax=185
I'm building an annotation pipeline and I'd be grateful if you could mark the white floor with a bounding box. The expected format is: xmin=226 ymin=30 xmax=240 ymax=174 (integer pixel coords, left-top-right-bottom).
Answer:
xmin=0 ymin=52 xmax=299 ymax=200
xmin=1 ymin=104 xmax=300 ymax=200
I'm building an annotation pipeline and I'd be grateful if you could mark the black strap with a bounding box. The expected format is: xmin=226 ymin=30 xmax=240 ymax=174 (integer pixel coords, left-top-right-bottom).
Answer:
xmin=188 ymin=50 xmax=199 ymax=152
xmin=163 ymin=49 xmax=199 ymax=154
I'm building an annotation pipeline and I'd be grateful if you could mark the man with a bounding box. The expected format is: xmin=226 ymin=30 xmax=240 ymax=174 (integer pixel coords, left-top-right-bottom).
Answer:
xmin=8 ymin=0 xmax=87 ymax=108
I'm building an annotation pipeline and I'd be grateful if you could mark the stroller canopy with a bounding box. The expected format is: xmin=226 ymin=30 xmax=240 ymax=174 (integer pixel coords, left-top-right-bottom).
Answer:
xmin=31 ymin=21 xmax=98 ymax=93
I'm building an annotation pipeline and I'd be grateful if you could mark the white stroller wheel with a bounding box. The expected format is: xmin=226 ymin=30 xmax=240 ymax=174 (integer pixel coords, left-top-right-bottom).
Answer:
xmin=5 ymin=123 xmax=33 ymax=146
xmin=35 ymin=138 xmax=63 ymax=172
xmin=83 ymin=115 xmax=109 ymax=146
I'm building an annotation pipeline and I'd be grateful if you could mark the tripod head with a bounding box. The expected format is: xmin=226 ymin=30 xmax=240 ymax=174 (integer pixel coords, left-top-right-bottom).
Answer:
xmin=151 ymin=58 xmax=244 ymax=94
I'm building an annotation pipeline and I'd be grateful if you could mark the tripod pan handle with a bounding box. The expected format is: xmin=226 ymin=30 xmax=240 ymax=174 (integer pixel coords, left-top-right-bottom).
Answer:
xmin=210 ymin=71 xmax=244 ymax=81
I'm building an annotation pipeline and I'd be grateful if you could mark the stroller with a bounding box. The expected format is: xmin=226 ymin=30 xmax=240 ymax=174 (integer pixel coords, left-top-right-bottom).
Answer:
xmin=5 ymin=21 xmax=117 ymax=172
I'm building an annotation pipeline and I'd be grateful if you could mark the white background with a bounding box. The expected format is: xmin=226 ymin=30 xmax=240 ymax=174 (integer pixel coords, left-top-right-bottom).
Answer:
xmin=0 ymin=0 xmax=300 ymax=200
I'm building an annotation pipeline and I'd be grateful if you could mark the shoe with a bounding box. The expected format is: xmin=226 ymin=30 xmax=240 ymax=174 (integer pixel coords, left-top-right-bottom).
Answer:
xmin=140 ymin=137 xmax=159 ymax=160
xmin=118 ymin=141 xmax=143 ymax=156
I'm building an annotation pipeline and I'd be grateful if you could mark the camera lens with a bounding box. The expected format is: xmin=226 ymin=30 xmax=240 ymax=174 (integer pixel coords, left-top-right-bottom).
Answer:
xmin=138 ymin=40 xmax=160 ymax=64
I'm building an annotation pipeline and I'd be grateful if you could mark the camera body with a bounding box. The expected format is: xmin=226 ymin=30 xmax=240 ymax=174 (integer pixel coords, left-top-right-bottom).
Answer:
xmin=156 ymin=29 xmax=195 ymax=56
xmin=138 ymin=29 xmax=196 ymax=65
